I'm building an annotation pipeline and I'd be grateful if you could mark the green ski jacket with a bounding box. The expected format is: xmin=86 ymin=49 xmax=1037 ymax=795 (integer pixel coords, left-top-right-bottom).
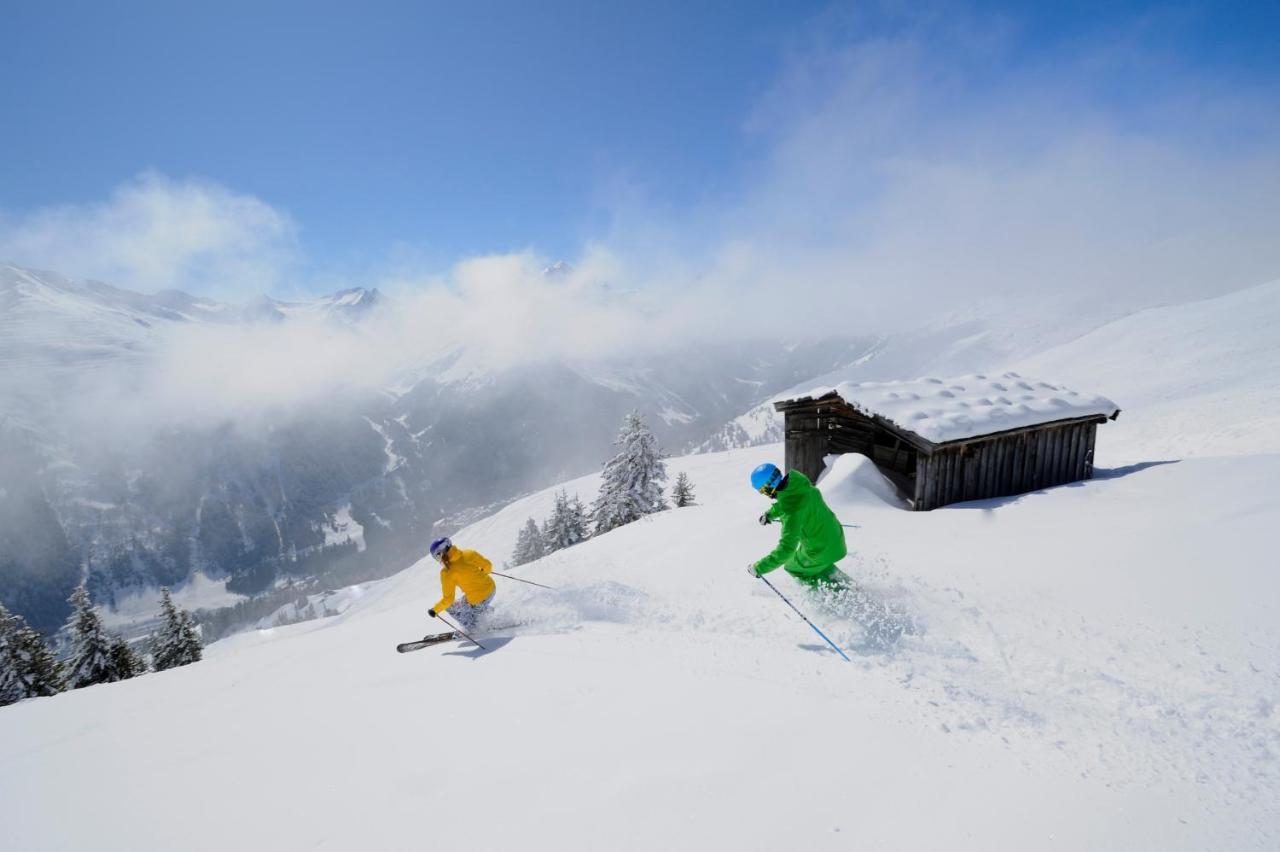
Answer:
xmin=755 ymin=470 xmax=847 ymax=578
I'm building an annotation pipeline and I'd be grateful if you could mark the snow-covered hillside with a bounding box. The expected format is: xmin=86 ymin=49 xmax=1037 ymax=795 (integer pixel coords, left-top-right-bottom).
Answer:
xmin=3 ymin=279 xmax=1279 ymax=849
xmin=2 ymin=432 xmax=1278 ymax=849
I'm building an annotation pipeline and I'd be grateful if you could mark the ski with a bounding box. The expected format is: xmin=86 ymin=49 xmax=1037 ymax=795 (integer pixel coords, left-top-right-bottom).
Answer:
xmin=396 ymin=632 xmax=457 ymax=653
xmin=395 ymin=622 xmax=526 ymax=653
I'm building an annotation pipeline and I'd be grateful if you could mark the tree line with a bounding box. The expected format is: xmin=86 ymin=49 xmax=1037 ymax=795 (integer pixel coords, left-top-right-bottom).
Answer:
xmin=0 ymin=585 xmax=202 ymax=707
xmin=510 ymin=411 xmax=696 ymax=567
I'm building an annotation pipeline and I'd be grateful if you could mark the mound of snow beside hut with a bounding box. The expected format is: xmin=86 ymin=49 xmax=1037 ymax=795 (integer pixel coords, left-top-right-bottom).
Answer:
xmin=817 ymin=453 xmax=909 ymax=508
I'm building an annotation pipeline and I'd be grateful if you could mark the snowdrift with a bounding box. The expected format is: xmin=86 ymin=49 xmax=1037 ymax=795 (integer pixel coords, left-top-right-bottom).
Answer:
xmin=816 ymin=452 xmax=908 ymax=508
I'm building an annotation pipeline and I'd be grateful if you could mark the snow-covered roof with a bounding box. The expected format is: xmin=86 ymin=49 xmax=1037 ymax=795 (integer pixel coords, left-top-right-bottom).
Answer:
xmin=778 ymin=371 xmax=1119 ymax=446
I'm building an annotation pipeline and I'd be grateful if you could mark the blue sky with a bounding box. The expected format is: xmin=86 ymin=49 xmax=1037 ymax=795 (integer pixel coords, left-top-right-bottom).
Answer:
xmin=2 ymin=1 xmax=1278 ymax=300
xmin=3 ymin=1 xmax=817 ymax=269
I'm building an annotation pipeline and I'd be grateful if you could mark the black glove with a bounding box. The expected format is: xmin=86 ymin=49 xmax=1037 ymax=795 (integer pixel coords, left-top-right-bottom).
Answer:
xmin=758 ymin=512 xmax=772 ymax=526
xmin=428 ymin=609 xmax=437 ymax=618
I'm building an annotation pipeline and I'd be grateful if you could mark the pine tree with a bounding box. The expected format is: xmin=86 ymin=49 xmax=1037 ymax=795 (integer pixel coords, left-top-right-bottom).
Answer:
xmin=671 ymin=471 xmax=696 ymax=507
xmin=511 ymin=517 xmax=547 ymax=566
xmin=567 ymin=495 xmax=591 ymax=546
xmin=109 ymin=635 xmax=147 ymax=679
xmin=0 ymin=602 xmax=64 ymax=705
xmin=543 ymin=491 xmax=591 ymax=553
xmin=152 ymin=588 xmax=203 ymax=672
xmin=64 ymin=584 xmax=117 ymax=688
xmin=542 ymin=492 xmax=567 ymax=554
xmin=0 ymin=604 xmax=20 ymax=706
xmin=591 ymin=411 xmax=669 ymax=536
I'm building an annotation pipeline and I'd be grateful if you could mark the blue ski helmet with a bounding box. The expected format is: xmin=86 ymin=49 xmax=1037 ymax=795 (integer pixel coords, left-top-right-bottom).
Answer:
xmin=751 ymin=463 xmax=784 ymax=496
xmin=429 ymin=537 xmax=452 ymax=561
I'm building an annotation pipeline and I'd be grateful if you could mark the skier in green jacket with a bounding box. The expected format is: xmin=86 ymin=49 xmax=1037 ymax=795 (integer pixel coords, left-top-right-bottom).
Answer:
xmin=748 ymin=462 xmax=848 ymax=587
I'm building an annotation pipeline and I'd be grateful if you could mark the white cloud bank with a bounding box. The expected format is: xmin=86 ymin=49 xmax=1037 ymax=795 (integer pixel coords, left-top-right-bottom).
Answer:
xmin=0 ymin=172 xmax=299 ymax=299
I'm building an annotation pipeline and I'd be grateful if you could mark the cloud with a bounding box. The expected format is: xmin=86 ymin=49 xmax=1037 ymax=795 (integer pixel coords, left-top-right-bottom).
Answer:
xmin=0 ymin=173 xmax=299 ymax=298
xmin=592 ymin=6 xmax=1280 ymax=337
xmin=34 ymin=249 xmax=652 ymax=441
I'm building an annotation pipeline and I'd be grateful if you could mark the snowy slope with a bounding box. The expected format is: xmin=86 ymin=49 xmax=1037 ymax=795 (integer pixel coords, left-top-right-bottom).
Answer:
xmin=1016 ymin=279 xmax=1280 ymax=462
xmin=707 ymin=281 xmax=1278 ymax=454
xmin=2 ymin=439 xmax=1277 ymax=850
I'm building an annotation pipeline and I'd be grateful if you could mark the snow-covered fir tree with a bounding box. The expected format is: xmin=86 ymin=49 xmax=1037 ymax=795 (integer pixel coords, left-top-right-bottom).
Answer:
xmin=544 ymin=490 xmax=591 ymax=553
xmin=510 ymin=518 xmax=547 ymax=566
xmin=671 ymin=471 xmax=696 ymax=507
xmin=0 ymin=604 xmax=20 ymax=706
xmin=591 ymin=411 xmax=668 ymax=536
xmin=109 ymin=635 xmax=147 ymax=679
xmin=567 ymin=495 xmax=590 ymax=545
xmin=0 ymin=602 xmax=64 ymax=705
xmin=543 ymin=492 xmax=570 ymax=553
xmin=152 ymin=588 xmax=203 ymax=672
xmin=64 ymin=584 xmax=119 ymax=688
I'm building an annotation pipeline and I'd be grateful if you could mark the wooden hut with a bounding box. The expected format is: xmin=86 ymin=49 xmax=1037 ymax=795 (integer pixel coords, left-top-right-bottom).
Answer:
xmin=774 ymin=372 xmax=1120 ymax=510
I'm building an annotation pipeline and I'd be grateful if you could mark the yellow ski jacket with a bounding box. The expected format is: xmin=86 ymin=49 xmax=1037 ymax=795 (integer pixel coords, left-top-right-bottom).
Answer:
xmin=431 ymin=548 xmax=496 ymax=613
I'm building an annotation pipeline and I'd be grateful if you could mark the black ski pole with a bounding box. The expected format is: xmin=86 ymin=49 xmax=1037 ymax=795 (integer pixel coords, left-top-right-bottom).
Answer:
xmin=435 ymin=612 xmax=487 ymax=650
xmin=491 ymin=571 xmax=557 ymax=590
xmin=757 ymin=574 xmax=850 ymax=662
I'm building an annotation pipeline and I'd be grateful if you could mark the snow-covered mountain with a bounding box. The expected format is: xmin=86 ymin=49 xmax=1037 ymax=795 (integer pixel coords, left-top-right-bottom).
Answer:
xmin=0 ymin=265 xmax=230 ymax=375
xmin=2 ymin=271 xmax=1277 ymax=847
xmin=0 ymin=262 xmax=380 ymax=334
xmin=0 ymin=264 xmax=877 ymax=633
xmin=241 ymin=287 xmax=383 ymax=324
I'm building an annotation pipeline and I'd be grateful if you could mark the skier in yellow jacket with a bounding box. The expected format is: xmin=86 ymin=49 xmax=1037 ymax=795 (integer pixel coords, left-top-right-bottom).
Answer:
xmin=427 ymin=537 xmax=496 ymax=630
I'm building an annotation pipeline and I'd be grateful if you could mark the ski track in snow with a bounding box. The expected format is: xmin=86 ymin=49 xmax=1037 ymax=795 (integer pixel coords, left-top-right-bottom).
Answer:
xmin=399 ymin=455 xmax=1278 ymax=836
xmin=432 ymin=447 xmax=1280 ymax=843
xmin=500 ymin=551 xmax=1279 ymax=816
xmin=845 ymin=561 xmax=1278 ymax=809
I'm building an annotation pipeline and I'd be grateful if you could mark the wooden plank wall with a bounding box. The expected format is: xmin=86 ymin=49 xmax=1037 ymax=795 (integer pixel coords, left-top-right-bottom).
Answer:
xmin=914 ymin=420 xmax=1100 ymax=510
xmin=782 ymin=407 xmax=831 ymax=483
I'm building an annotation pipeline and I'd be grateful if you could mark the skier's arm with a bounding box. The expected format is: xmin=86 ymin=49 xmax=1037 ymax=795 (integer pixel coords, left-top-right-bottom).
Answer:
xmin=764 ymin=503 xmax=784 ymax=523
xmin=755 ymin=516 xmax=800 ymax=574
xmin=431 ymin=570 xmax=457 ymax=614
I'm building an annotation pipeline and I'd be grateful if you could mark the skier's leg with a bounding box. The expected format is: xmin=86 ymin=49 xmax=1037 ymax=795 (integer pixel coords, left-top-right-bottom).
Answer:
xmin=468 ymin=591 xmax=495 ymax=629
xmin=447 ymin=600 xmax=477 ymax=631
xmin=447 ymin=590 xmax=496 ymax=632
xmin=786 ymin=564 xmax=839 ymax=590
xmin=794 ymin=565 xmax=862 ymax=620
